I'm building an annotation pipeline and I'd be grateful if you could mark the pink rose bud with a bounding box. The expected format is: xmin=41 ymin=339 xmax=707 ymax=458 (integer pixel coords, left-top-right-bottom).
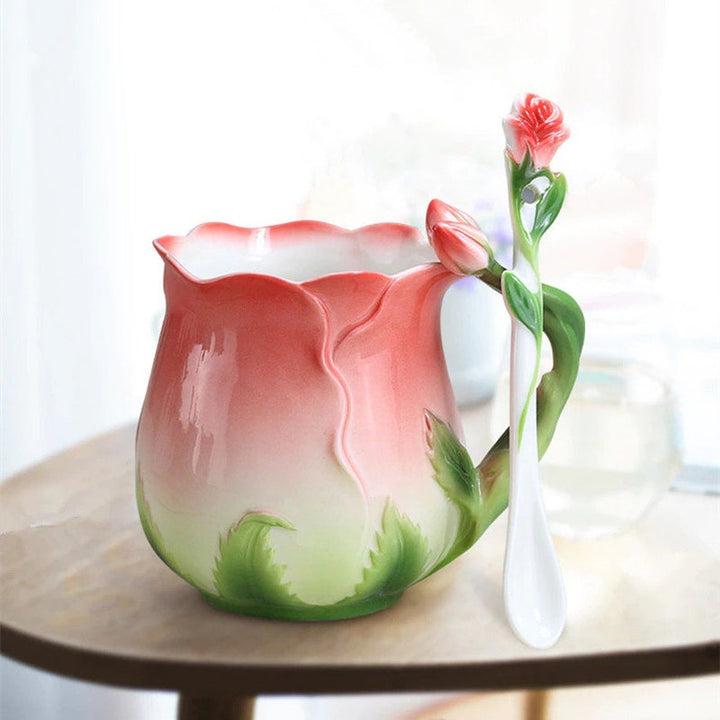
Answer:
xmin=425 ymin=198 xmax=480 ymax=241
xmin=429 ymin=221 xmax=490 ymax=276
xmin=503 ymin=93 xmax=570 ymax=168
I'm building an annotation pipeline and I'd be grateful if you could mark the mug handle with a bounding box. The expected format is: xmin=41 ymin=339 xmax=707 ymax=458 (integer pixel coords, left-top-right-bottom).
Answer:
xmin=472 ymin=279 xmax=585 ymax=539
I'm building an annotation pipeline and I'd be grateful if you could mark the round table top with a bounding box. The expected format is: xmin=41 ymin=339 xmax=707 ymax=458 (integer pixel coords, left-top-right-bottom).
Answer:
xmin=1 ymin=423 xmax=718 ymax=696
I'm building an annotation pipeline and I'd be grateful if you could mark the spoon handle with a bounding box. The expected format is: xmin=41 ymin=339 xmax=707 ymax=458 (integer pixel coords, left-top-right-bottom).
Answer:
xmin=504 ymin=317 xmax=566 ymax=649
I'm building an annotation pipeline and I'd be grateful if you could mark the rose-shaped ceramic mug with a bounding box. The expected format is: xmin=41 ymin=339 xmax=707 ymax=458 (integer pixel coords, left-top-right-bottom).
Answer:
xmin=136 ymin=209 xmax=582 ymax=620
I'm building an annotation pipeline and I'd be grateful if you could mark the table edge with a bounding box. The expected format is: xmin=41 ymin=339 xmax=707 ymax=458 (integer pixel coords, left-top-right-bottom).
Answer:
xmin=1 ymin=622 xmax=718 ymax=695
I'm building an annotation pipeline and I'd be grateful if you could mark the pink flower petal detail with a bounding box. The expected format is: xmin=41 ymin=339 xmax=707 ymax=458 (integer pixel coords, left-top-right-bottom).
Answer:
xmin=429 ymin=221 xmax=490 ymax=276
xmin=502 ymin=93 xmax=570 ymax=167
xmin=425 ymin=198 xmax=480 ymax=240
xmin=331 ymin=263 xmax=463 ymax=535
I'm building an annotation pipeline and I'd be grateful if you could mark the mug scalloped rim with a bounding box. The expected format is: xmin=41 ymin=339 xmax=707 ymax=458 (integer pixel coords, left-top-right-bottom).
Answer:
xmin=153 ymin=220 xmax=438 ymax=286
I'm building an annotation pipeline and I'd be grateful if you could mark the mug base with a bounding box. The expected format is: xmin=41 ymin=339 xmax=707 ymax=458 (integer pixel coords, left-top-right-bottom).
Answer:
xmin=200 ymin=589 xmax=404 ymax=621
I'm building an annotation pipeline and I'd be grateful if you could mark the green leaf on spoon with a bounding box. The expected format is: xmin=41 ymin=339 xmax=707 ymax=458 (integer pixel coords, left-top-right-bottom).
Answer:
xmin=502 ymin=270 xmax=542 ymax=341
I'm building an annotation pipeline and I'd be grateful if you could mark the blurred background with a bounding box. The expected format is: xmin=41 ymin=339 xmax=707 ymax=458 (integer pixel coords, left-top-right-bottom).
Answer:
xmin=1 ymin=0 xmax=718 ymax=717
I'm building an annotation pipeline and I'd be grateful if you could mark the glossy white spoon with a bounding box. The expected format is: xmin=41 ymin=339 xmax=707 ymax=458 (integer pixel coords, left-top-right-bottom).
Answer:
xmin=503 ymin=261 xmax=566 ymax=649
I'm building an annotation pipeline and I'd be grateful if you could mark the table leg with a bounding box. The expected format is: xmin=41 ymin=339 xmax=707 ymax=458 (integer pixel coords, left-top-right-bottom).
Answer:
xmin=177 ymin=695 xmax=256 ymax=720
xmin=524 ymin=689 xmax=549 ymax=720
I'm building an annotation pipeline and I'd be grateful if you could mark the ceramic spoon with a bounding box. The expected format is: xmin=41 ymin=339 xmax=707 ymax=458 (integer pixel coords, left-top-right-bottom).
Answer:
xmin=503 ymin=255 xmax=566 ymax=649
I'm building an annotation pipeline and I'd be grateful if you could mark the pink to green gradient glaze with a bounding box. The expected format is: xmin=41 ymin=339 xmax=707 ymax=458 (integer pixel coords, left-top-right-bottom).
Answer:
xmin=136 ymin=220 xmax=483 ymax=619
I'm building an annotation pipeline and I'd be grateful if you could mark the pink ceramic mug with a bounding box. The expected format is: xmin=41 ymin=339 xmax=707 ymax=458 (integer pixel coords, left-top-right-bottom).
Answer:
xmin=136 ymin=211 xmax=582 ymax=620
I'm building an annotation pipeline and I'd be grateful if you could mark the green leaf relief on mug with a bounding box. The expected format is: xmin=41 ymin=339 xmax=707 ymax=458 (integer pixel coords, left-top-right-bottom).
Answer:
xmin=213 ymin=512 xmax=302 ymax=607
xmin=424 ymin=411 xmax=483 ymax=574
xmin=350 ymin=499 xmax=431 ymax=599
xmin=208 ymin=501 xmax=431 ymax=619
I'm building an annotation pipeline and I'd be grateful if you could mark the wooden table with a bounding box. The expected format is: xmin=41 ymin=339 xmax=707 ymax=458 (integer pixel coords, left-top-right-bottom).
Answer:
xmin=1 ymin=424 xmax=718 ymax=719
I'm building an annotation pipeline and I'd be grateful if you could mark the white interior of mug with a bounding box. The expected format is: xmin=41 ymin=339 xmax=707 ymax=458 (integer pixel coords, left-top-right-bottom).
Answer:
xmin=172 ymin=227 xmax=436 ymax=282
